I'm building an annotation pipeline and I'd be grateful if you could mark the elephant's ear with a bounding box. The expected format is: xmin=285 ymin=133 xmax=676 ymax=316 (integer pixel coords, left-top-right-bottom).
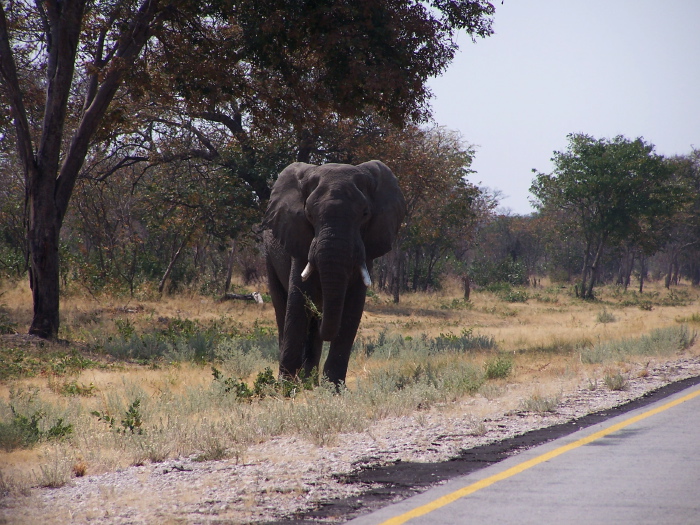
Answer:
xmin=358 ymin=160 xmax=407 ymax=260
xmin=264 ymin=162 xmax=318 ymax=260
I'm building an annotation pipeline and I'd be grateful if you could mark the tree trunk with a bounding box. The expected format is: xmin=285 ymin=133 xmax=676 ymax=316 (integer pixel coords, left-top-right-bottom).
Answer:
xmin=691 ymin=261 xmax=700 ymax=287
xmin=296 ymin=129 xmax=315 ymax=163
xmin=579 ymin=239 xmax=591 ymax=300
xmin=463 ymin=273 xmax=471 ymax=301
xmin=671 ymin=259 xmax=680 ymax=286
xmin=27 ymin=173 xmax=61 ymax=339
xmin=638 ymin=253 xmax=647 ymax=293
xmin=158 ymin=232 xmax=191 ymax=294
xmin=624 ymin=252 xmax=635 ymax=291
xmin=224 ymin=239 xmax=236 ymax=293
xmin=392 ymin=245 xmax=402 ymax=304
xmin=585 ymin=236 xmax=606 ymax=299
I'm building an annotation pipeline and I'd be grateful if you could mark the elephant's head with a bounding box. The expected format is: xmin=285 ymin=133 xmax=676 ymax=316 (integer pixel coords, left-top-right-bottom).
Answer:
xmin=264 ymin=160 xmax=406 ymax=341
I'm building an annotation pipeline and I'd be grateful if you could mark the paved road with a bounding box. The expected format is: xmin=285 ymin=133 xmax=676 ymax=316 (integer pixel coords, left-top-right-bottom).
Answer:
xmin=348 ymin=385 xmax=700 ymax=525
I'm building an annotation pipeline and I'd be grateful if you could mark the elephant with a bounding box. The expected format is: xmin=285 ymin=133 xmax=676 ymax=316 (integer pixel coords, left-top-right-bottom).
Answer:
xmin=263 ymin=160 xmax=406 ymax=386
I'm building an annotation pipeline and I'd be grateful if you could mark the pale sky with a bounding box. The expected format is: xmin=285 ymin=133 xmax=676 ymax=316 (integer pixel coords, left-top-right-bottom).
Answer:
xmin=428 ymin=0 xmax=700 ymax=215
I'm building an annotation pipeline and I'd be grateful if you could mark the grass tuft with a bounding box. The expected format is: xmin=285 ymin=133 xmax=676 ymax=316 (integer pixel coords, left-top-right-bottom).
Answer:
xmin=596 ymin=308 xmax=616 ymax=324
xmin=603 ymin=372 xmax=629 ymax=391
xmin=520 ymin=393 xmax=561 ymax=413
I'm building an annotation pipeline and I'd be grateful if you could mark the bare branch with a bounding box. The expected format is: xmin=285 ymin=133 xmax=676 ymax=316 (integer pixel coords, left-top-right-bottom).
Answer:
xmin=56 ymin=0 xmax=163 ymax=222
xmin=0 ymin=5 xmax=36 ymax=171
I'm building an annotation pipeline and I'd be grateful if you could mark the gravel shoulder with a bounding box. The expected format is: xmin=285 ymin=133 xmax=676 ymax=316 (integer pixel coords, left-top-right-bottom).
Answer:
xmin=2 ymin=356 xmax=700 ymax=525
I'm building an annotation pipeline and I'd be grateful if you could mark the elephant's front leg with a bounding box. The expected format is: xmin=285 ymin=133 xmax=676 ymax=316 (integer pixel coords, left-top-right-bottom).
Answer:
xmin=279 ymin=258 xmax=321 ymax=379
xmin=323 ymin=272 xmax=367 ymax=386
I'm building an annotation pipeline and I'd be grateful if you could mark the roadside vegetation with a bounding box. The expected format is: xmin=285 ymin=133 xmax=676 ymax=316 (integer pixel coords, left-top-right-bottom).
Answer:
xmin=1 ymin=279 xmax=697 ymax=495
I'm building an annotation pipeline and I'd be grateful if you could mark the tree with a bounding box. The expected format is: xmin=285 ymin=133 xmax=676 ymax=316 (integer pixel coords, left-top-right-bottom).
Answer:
xmin=470 ymin=212 xmax=547 ymax=287
xmin=0 ymin=0 xmax=495 ymax=339
xmin=353 ymin=124 xmax=489 ymax=299
xmin=531 ymin=134 xmax=685 ymax=299
xmin=657 ymin=150 xmax=700 ymax=288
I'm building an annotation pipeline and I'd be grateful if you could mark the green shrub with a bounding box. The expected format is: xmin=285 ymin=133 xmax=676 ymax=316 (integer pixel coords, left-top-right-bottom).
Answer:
xmin=211 ymin=366 xmax=316 ymax=401
xmin=484 ymin=355 xmax=513 ymax=379
xmin=500 ymin=288 xmax=529 ymax=303
xmin=91 ymin=398 xmax=144 ymax=435
xmin=470 ymin=259 xmax=527 ymax=287
xmin=0 ymin=407 xmax=73 ymax=451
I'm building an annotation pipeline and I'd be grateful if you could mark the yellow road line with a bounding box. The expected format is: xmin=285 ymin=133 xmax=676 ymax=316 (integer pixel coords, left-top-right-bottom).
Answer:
xmin=379 ymin=387 xmax=700 ymax=525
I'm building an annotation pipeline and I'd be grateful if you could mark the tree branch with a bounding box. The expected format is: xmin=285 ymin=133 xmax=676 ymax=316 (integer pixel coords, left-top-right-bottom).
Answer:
xmin=0 ymin=5 xmax=36 ymax=172
xmin=55 ymin=0 xmax=163 ymax=223
xmin=36 ymin=0 xmax=87 ymax=182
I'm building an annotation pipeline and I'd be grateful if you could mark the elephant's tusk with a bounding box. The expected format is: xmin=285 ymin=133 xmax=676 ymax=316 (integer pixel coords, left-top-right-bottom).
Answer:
xmin=301 ymin=262 xmax=314 ymax=281
xmin=361 ymin=264 xmax=372 ymax=287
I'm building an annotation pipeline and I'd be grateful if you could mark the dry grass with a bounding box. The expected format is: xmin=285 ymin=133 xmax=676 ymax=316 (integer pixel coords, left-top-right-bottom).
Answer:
xmin=1 ymin=278 xmax=699 ymax=494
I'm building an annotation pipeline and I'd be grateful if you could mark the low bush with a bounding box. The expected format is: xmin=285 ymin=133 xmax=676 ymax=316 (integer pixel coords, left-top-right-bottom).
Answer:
xmin=603 ymin=372 xmax=628 ymax=391
xmin=355 ymin=328 xmax=496 ymax=358
xmin=0 ymin=407 xmax=73 ymax=451
xmin=596 ymin=308 xmax=616 ymax=324
xmin=581 ymin=325 xmax=696 ymax=364
xmin=520 ymin=393 xmax=560 ymax=413
xmin=484 ymin=355 xmax=514 ymax=379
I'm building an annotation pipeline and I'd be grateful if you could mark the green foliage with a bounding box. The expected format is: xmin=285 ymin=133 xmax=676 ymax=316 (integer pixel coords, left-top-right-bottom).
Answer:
xmin=99 ymin=318 xmax=280 ymax=367
xmin=531 ymin=133 xmax=690 ymax=298
xmin=59 ymin=380 xmax=97 ymax=397
xmin=0 ymin=347 xmax=100 ymax=380
xmin=484 ymin=355 xmax=514 ymax=379
xmin=471 ymin=260 xmax=527 ymax=288
xmin=618 ymin=289 xmax=690 ymax=309
xmin=101 ymin=317 xmax=222 ymax=363
xmin=440 ymin=298 xmax=473 ymax=310
xmin=0 ymin=407 xmax=73 ymax=451
xmin=91 ymin=399 xmax=144 ymax=435
xmin=499 ymin=288 xmax=529 ymax=303
xmin=211 ymin=366 xmax=318 ymax=401
xmin=115 ymin=318 xmax=136 ymax=338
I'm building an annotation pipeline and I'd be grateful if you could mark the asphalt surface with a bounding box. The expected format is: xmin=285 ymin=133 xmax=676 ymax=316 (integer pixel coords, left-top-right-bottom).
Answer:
xmin=348 ymin=381 xmax=700 ymax=525
xmin=267 ymin=375 xmax=700 ymax=524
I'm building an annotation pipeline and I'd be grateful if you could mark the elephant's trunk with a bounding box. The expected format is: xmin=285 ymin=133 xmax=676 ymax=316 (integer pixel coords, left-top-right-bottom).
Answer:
xmin=314 ymin=254 xmax=348 ymax=341
xmin=319 ymin=277 xmax=347 ymax=341
xmin=311 ymin=230 xmax=365 ymax=342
